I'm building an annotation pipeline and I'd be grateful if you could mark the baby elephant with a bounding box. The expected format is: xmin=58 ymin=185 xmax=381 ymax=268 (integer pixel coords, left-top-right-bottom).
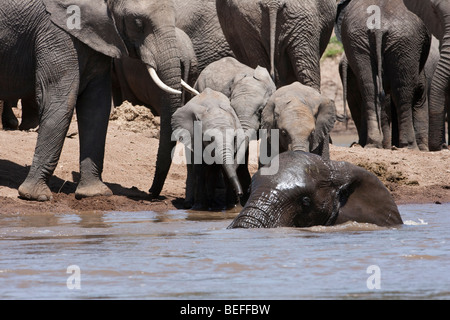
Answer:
xmin=261 ymin=82 xmax=337 ymax=160
xmin=172 ymin=88 xmax=247 ymax=210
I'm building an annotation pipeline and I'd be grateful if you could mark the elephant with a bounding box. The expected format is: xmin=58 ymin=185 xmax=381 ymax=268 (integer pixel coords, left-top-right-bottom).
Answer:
xmin=0 ymin=0 xmax=185 ymax=201
xmin=336 ymin=0 xmax=431 ymax=151
xmin=228 ymin=151 xmax=403 ymax=228
xmin=172 ymin=88 xmax=247 ymax=209
xmin=112 ymin=27 xmax=199 ymax=113
xmin=403 ymin=0 xmax=450 ymax=150
xmin=216 ymin=0 xmax=336 ymax=91
xmin=261 ymin=82 xmax=337 ymax=160
xmin=339 ymin=36 xmax=446 ymax=149
xmin=174 ymin=0 xmax=235 ymax=74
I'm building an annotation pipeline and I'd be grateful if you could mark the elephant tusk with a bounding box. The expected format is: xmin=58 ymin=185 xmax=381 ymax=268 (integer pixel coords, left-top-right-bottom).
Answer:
xmin=181 ymin=80 xmax=200 ymax=96
xmin=148 ymin=67 xmax=182 ymax=95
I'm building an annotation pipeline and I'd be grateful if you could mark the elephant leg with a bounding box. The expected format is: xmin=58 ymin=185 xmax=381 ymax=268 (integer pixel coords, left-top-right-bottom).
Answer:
xmin=74 ymin=71 xmax=113 ymax=199
xmin=18 ymin=84 xmax=77 ymax=201
xmin=19 ymin=95 xmax=39 ymax=131
xmin=184 ymin=161 xmax=195 ymax=209
xmin=381 ymin=94 xmax=392 ymax=149
xmin=342 ymin=65 xmax=367 ymax=146
xmin=350 ymin=55 xmax=383 ymax=148
xmin=390 ymin=86 xmax=419 ymax=150
xmin=1 ymin=100 xmax=19 ymax=130
xmin=412 ymin=72 xmax=429 ymax=151
xmin=237 ymin=163 xmax=251 ymax=207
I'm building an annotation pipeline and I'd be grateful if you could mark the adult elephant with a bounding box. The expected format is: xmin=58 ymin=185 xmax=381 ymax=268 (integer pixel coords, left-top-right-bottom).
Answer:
xmin=228 ymin=151 xmax=403 ymax=228
xmin=261 ymin=82 xmax=337 ymax=160
xmin=0 ymin=0 xmax=183 ymax=201
xmin=336 ymin=0 xmax=431 ymax=150
xmin=216 ymin=0 xmax=336 ymax=90
xmin=175 ymin=0 xmax=235 ymax=74
xmin=172 ymin=88 xmax=246 ymax=209
xmin=403 ymin=0 xmax=450 ymax=150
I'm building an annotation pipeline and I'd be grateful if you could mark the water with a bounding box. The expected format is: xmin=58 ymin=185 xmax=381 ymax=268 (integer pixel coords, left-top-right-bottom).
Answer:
xmin=0 ymin=203 xmax=449 ymax=300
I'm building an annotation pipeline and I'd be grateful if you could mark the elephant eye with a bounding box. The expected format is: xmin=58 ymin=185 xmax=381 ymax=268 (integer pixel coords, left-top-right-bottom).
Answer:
xmin=281 ymin=129 xmax=288 ymax=136
xmin=301 ymin=196 xmax=311 ymax=207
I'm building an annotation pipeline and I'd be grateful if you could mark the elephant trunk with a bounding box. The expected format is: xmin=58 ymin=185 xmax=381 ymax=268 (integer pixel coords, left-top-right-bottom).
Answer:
xmin=429 ymin=44 xmax=450 ymax=150
xmin=228 ymin=207 xmax=267 ymax=228
xmin=218 ymin=144 xmax=243 ymax=197
xmin=144 ymin=27 xmax=183 ymax=196
xmin=229 ymin=188 xmax=294 ymax=228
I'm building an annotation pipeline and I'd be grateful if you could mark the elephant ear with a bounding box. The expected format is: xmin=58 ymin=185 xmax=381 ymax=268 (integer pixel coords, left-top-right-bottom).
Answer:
xmin=310 ymin=98 xmax=336 ymax=154
xmin=329 ymin=160 xmax=403 ymax=226
xmin=42 ymin=0 xmax=128 ymax=59
xmin=253 ymin=66 xmax=276 ymax=95
xmin=171 ymin=102 xmax=208 ymax=152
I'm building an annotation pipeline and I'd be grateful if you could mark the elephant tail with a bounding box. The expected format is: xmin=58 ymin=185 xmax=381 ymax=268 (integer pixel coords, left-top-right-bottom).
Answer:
xmin=266 ymin=0 xmax=285 ymax=81
xmin=374 ymin=28 xmax=385 ymax=132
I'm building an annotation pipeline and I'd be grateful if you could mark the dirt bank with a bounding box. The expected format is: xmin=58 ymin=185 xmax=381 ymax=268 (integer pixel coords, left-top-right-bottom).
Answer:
xmin=1 ymin=57 xmax=449 ymax=215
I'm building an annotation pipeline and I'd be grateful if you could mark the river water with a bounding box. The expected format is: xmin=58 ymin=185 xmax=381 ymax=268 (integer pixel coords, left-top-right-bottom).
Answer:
xmin=0 ymin=203 xmax=449 ymax=300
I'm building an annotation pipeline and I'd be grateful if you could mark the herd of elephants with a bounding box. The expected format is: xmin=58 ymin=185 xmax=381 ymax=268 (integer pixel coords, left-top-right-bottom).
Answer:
xmin=0 ymin=0 xmax=449 ymax=229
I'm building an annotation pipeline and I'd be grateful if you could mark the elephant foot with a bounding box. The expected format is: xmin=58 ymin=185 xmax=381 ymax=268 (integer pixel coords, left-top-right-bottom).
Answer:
xmin=18 ymin=179 xmax=53 ymax=202
xmin=364 ymin=143 xmax=383 ymax=149
xmin=417 ymin=143 xmax=429 ymax=152
xmin=75 ymin=180 xmax=113 ymax=199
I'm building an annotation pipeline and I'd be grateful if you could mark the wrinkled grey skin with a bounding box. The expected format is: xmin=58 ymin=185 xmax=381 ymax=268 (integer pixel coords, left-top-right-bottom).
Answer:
xmin=337 ymin=0 xmax=431 ymax=151
xmin=229 ymin=151 xmax=403 ymax=228
xmin=195 ymin=57 xmax=276 ymax=134
xmin=112 ymin=27 xmax=198 ymax=113
xmin=175 ymin=0 xmax=234 ymax=74
xmin=194 ymin=57 xmax=276 ymax=205
xmin=216 ymin=0 xmax=336 ymax=90
xmin=403 ymin=0 xmax=450 ymax=149
xmin=172 ymin=88 xmax=246 ymax=209
xmin=0 ymin=0 xmax=181 ymax=201
xmin=261 ymin=82 xmax=336 ymax=160
xmin=340 ymin=36 xmax=446 ymax=149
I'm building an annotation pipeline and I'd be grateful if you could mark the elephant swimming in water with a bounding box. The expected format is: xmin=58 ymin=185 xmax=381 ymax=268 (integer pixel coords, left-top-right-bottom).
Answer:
xmin=229 ymin=151 xmax=403 ymax=228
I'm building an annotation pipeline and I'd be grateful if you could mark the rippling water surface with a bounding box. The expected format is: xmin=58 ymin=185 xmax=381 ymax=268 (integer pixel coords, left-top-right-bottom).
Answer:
xmin=0 ymin=203 xmax=449 ymax=299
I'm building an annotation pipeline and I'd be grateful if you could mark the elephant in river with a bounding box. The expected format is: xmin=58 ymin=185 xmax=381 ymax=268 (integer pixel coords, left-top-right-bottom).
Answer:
xmin=403 ymin=0 xmax=450 ymax=149
xmin=0 ymin=0 xmax=185 ymax=201
xmin=172 ymin=88 xmax=247 ymax=210
xmin=261 ymin=82 xmax=337 ymax=160
xmin=228 ymin=151 xmax=403 ymax=228
xmin=216 ymin=0 xmax=336 ymax=90
xmin=336 ymin=0 xmax=431 ymax=151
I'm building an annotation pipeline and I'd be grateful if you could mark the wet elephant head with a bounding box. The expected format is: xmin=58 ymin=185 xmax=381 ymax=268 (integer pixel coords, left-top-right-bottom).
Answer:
xmin=228 ymin=151 xmax=403 ymax=228
xmin=261 ymin=82 xmax=336 ymax=159
xmin=172 ymin=88 xmax=245 ymax=197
